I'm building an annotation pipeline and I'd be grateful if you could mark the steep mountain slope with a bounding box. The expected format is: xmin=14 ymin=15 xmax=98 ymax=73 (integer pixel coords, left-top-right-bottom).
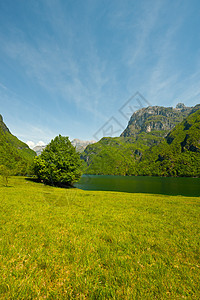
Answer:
xmin=81 ymin=137 xmax=146 ymax=175
xmin=82 ymin=104 xmax=200 ymax=177
xmin=0 ymin=114 xmax=10 ymax=133
xmin=81 ymin=132 xmax=165 ymax=175
xmin=137 ymin=106 xmax=200 ymax=177
xmin=0 ymin=115 xmax=36 ymax=174
xmin=121 ymin=103 xmax=192 ymax=138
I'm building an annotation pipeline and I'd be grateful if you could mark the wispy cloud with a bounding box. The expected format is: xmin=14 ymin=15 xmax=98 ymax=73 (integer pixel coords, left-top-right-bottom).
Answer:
xmin=125 ymin=1 xmax=164 ymax=67
xmin=0 ymin=82 xmax=7 ymax=90
xmin=26 ymin=140 xmax=46 ymax=149
xmin=0 ymin=19 xmax=111 ymax=122
xmin=0 ymin=0 xmax=199 ymax=142
xmin=14 ymin=123 xmax=57 ymax=144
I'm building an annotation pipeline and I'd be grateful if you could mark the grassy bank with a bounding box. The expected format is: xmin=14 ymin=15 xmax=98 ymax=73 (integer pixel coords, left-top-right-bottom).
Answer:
xmin=0 ymin=177 xmax=199 ymax=299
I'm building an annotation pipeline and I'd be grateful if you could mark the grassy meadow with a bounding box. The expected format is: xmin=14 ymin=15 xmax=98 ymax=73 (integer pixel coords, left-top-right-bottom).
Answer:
xmin=0 ymin=176 xmax=199 ymax=299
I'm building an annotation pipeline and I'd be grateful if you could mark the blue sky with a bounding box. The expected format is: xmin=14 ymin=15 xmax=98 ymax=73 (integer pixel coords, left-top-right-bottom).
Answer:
xmin=0 ymin=0 xmax=200 ymax=147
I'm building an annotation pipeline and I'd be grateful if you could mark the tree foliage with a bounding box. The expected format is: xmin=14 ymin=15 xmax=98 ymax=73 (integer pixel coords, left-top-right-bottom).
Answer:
xmin=34 ymin=135 xmax=82 ymax=186
xmin=0 ymin=165 xmax=10 ymax=186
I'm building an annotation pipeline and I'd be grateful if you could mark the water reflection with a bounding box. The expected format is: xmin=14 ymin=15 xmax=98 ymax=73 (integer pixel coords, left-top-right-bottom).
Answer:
xmin=75 ymin=175 xmax=200 ymax=197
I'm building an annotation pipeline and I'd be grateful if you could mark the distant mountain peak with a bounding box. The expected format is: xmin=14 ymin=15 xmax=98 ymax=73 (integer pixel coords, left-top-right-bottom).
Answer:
xmin=32 ymin=138 xmax=96 ymax=155
xmin=33 ymin=145 xmax=46 ymax=156
xmin=71 ymin=139 xmax=96 ymax=152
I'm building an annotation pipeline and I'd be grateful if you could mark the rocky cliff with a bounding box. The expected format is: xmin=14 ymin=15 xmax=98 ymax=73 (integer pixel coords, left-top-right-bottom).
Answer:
xmin=33 ymin=145 xmax=46 ymax=156
xmin=82 ymin=104 xmax=200 ymax=177
xmin=136 ymin=106 xmax=200 ymax=177
xmin=121 ymin=103 xmax=192 ymax=138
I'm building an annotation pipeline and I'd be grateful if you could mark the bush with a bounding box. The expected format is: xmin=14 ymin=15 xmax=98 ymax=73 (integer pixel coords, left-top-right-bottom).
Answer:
xmin=33 ymin=135 xmax=82 ymax=186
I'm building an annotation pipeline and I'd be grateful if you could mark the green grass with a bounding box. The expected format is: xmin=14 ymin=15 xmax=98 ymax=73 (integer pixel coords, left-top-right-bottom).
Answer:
xmin=0 ymin=176 xmax=199 ymax=299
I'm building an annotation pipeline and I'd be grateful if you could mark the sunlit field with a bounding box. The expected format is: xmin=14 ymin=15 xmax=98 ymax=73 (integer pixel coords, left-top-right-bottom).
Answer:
xmin=0 ymin=177 xmax=199 ymax=299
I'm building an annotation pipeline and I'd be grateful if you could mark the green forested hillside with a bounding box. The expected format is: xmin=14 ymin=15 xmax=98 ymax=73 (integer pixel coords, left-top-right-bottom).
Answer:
xmin=81 ymin=137 xmax=141 ymax=175
xmin=81 ymin=132 xmax=164 ymax=175
xmin=137 ymin=107 xmax=200 ymax=177
xmin=82 ymin=105 xmax=200 ymax=177
xmin=0 ymin=115 xmax=36 ymax=174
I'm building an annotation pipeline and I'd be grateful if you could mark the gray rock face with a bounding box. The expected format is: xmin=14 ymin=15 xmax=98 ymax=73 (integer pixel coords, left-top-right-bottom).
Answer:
xmin=121 ymin=104 xmax=192 ymax=137
xmin=33 ymin=145 xmax=46 ymax=156
xmin=71 ymin=139 xmax=96 ymax=152
xmin=175 ymin=103 xmax=186 ymax=110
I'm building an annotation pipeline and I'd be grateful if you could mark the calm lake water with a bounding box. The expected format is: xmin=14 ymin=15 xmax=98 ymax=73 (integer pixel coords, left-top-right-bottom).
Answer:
xmin=75 ymin=175 xmax=200 ymax=197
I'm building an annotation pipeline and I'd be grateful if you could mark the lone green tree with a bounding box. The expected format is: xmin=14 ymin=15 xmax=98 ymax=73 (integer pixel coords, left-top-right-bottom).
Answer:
xmin=0 ymin=165 xmax=10 ymax=187
xmin=34 ymin=135 xmax=82 ymax=186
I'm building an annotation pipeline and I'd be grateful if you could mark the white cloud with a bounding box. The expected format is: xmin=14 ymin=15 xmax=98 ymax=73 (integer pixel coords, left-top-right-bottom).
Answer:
xmin=26 ymin=141 xmax=35 ymax=149
xmin=26 ymin=140 xmax=46 ymax=149
xmin=37 ymin=141 xmax=45 ymax=146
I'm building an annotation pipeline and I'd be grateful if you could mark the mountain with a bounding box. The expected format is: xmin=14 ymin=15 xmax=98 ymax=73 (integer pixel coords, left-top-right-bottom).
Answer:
xmin=0 ymin=114 xmax=10 ymax=133
xmin=81 ymin=103 xmax=200 ymax=177
xmin=71 ymin=139 xmax=96 ymax=152
xmin=166 ymin=105 xmax=200 ymax=152
xmin=137 ymin=106 xmax=200 ymax=177
xmin=32 ymin=139 xmax=95 ymax=156
xmin=33 ymin=145 xmax=46 ymax=156
xmin=80 ymin=132 xmax=163 ymax=175
xmin=81 ymin=136 xmax=142 ymax=175
xmin=0 ymin=115 xmax=36 ymax=174
xmin=121 ymin=103 xmax=192 ymax=138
